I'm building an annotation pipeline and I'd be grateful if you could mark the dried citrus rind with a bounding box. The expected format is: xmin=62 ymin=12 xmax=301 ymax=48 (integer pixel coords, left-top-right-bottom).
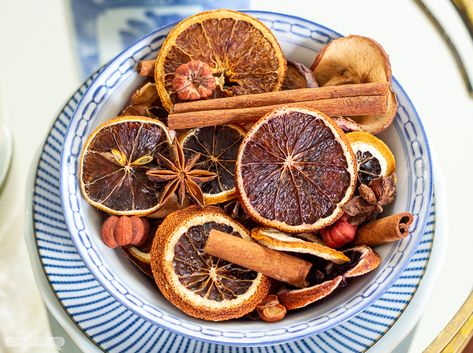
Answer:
xmin=180 ymin=124 xmax=246 ymax=204
xmin=236 ymin=107 xmax=357 ymax=233
xmin=79 ymin=116 xmax=172 ymax=215
xmin=155 ymin=9 xmax=287 ymax=111
xmin=150 ymin=206 xmax=270 ymax=321
xmin=346 ymin=131 xmax=396 ymax=185
xmin=251 ymin=228 xmax=349 ymax=264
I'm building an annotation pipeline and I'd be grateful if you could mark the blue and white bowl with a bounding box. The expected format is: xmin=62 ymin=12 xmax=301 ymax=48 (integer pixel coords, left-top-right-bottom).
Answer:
xmin=59 ymin=11 xmax=433 ymax=346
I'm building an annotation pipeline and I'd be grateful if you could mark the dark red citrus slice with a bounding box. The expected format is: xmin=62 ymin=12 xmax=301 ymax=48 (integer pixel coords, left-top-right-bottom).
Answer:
xmin=236 ymin=107 xmax=357 ymax=233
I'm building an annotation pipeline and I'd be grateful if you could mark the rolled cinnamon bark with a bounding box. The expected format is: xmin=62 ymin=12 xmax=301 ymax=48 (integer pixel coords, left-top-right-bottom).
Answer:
xmin=355 ymin=212 xmax=414 ymax=247
xmin=137 ymin=59 xmax=155 ymax=77
xmin=204 ymin=229 xmax=312 ymax=288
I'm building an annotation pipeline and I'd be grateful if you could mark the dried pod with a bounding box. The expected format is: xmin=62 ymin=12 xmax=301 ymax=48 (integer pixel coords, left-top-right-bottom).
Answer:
xmin=320 ymin=215 xmax=358 ymax=249
xmin=172 ymin=60 xmax=216 ymax=101
xmin=256 ymin=295 xmax=287 ymax=322
xmin=100 ymin=215 xmax=150 ymax=248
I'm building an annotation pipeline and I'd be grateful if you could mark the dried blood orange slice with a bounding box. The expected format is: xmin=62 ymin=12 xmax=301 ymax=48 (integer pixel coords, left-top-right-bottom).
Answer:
xmin=155 ymin=9 xmax=286 ymax=111
xmin=180 ymin=124 xmax=245 ymax=204
xmin=150 ymin=206 xmax=270 ymax=321
xmin=79 ymin=116 xmax=172 ymax=215
xmin=236 ymin=107 xmax=357 ymax=233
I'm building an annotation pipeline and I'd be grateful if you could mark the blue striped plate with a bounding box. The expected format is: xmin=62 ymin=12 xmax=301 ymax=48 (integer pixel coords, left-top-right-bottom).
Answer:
xmin=32 ymin=90 xmax=435 ymax=351
xmin=34 ymin=11 xmax=433 ymax=350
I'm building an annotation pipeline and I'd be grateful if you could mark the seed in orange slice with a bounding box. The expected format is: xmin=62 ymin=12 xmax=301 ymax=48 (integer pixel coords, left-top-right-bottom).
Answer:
xmin=150 ymin=206 xmax=270 ymax=321
xmin=79 ymin=116 xmax=172 ymax=215
xmin=179 ymin=124 xmax=246 ymax=204
xmin=236 ymin=107 xmax=357 ymax=233
xmin=154 ymin=9 xmax=287 ymax=111
xmin=250 ymin=228 xmax=349 ymax=264
xmin=346 ymin=131 xmax=396 ymax=185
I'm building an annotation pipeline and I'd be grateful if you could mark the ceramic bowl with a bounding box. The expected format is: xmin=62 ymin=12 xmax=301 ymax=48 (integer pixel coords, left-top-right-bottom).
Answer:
xmin=60 ymin=10 xmax=433 ymax=346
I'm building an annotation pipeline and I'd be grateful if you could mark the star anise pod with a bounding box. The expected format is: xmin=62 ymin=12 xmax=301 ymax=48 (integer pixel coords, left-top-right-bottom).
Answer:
xmin=146 ymin=138 xmax=216 ymax=207
xmin=343 ymin=173 xmax=397 ymax=225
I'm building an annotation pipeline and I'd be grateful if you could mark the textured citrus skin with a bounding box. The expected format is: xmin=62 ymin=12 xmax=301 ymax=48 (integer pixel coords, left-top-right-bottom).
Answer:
xmin=150 ymin=206 xmax=270 ymax=321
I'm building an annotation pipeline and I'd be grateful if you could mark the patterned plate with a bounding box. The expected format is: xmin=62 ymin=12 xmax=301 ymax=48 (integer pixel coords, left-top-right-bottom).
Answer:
xmin=31 ymin=77 xmax=435 ymax=351
xmin=57 ymin=11 xmax=433 ymax=345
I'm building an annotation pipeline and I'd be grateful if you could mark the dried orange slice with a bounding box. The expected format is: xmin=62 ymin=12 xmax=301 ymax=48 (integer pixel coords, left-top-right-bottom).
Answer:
xmin=236 ymin=107 xmax=357 ymax=233
xmin=346 ymin=131 xmax=396 ymax=185
xmin=150 ymin=206 xmax=270 ymax=321
xmin=250 ymin=228 xmax=349 ymax=264
xmin=155 ymin=9 xmax=286 ymax=111
xmin=79 ymin=116 xmax=172 ymax=215
xmin=180 ymin=124 xmax=245 ymax=204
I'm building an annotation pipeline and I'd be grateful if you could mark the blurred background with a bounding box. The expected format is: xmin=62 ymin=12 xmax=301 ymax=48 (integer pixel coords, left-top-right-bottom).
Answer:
xmin=0 ymin=0 xmax=472 ymax=352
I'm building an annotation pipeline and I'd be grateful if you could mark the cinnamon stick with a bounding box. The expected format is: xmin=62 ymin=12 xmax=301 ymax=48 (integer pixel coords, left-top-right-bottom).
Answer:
xmin=355 ymin=212 xmax=414 ymax=247
xmin=168 ymin=95 xmax=387 ymax=130
xmin=137 ymin=59 xmax=155 ymax=77
xmin=173 ymin=82 xmax=388 ymax=113
xmin=204 ymin=229 xmax=312 ymax=288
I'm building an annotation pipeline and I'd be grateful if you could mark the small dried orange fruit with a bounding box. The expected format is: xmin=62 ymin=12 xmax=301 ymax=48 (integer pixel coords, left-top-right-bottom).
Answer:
xmin=250 ymin=228 xmax=349 ymax=264
xmin=179 ymin=124 xmax=246 ymax=204
xmin=79 ymin=116 xmax=172 ymax=215
xmin=346 ymin=131 xmax=396 ymax=185
xmin=155 ymin=9 xmax=286 ymax=111
xmin=150 ymin=206 xmax=270 ymax=321
xmin=236 ymin=107 xmax=357 ymax=233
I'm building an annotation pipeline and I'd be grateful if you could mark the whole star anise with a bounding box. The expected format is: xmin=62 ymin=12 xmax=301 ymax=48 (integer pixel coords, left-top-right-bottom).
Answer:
xmin=343 ymin=173 xmax=397 ymax=225
xmin=146 ymin=138 xmax=216 ymax=207
xmin=172 ymin=60 xmax=217 ymax=101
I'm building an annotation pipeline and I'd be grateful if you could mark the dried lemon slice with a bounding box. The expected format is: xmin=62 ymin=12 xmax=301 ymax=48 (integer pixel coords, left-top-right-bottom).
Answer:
xmin=250 ymin=228 xmax=349 ymax=264
xmin=150 ymin=206 xmax=270 ymax=321
xmin=346 ymin=131 xmax=396 ymax=185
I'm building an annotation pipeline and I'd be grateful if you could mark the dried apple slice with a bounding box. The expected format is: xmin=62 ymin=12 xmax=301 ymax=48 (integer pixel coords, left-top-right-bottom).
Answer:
xmin=311 ymin=35 xmax=397 ymax=134
xmin=250 ymin=228 xmax=349 ymax=264
xmin=278 ymin=245 xmax=380 ymax=310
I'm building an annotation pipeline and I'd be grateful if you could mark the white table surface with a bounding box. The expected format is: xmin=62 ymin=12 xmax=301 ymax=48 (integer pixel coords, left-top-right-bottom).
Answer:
xmin=1 ymin=0 xmax=472 ymax=352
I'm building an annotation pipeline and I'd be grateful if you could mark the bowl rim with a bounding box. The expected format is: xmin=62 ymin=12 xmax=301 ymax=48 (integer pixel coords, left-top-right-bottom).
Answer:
xmin=59 ymin=10 xmax=433 ymax=346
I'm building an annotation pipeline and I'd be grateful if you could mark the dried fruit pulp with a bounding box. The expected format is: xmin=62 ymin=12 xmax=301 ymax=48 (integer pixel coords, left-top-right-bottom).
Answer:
xmin=346 ymin=131 xmax=396 ymax=185
xmin=80 ymin=116 xmax=172 ymax=215
xmin=151 ymin=206 xmax=270 ymax=321
xmin=155 ymin=9 xmax=286 ymax=111
xmin=180 ymin=124 xmax=245 ymax=204
xmin=236 ymin=107 xmax=357 ymax=233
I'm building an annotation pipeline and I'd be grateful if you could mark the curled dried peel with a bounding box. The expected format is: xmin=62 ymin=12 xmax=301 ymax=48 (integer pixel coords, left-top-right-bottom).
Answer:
xmin=250 ymin=228 xmax=349 ymax=264
xmin=278 ymin=245 xmax=380 ymax=310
